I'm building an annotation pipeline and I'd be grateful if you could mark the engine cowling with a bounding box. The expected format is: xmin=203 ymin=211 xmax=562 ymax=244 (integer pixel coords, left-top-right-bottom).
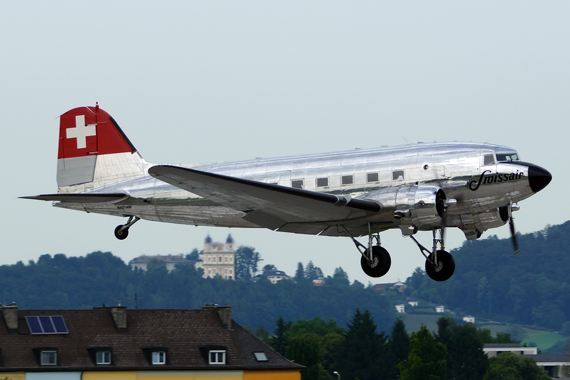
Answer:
xmin=364 ymin=185 xmax=446 ymax=230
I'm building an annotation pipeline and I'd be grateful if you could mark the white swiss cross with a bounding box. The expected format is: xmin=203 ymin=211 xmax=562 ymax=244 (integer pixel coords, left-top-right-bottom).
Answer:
xmin=67 ymin=115 xmax=97 ymax=149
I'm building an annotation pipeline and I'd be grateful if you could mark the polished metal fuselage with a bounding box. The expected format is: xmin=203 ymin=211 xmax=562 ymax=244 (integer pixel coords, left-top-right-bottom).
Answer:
xmin=55 ymin=141 xmax=538 ymax=239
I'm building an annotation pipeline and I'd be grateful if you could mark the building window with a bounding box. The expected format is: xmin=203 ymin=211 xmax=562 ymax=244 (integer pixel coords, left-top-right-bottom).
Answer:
xmin=342 ymin=175 xmax=353 ymax=185
xmin=209 ymin=350 xmax=226 ymax=365
xmin=219 ymin=256 xmax=222 ymax=262
xmin=292 ymin=180 xmax=303 ymax=189
xmin=96 ymin=351 xmax=111 ymax=365
xmin=152 ymin=351 xmax=166 ymax=365
xmin=41 ymin=350 xmax=57 ymax=366
xmin=367 ymin=173 xmax=379 ymax=183
xmin=316 ymin=177 xmax=328 ymax=187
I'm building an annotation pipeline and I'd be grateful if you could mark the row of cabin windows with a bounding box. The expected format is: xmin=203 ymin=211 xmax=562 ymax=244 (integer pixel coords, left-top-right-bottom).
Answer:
xmin=39 ymin=349 xmax=226 ymax=366
xmin=291 ymin=171 xmax=402 ymax=189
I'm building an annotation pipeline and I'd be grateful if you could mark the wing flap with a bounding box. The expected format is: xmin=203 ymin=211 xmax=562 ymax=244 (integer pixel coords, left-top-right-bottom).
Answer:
xmin=148 ymin=165 xmax=381 ymax=228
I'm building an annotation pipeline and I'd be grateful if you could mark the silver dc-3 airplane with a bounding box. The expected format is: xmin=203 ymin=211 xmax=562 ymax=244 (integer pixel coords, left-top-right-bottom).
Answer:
xmin=23 ymin=105 xmax=552 ymax=281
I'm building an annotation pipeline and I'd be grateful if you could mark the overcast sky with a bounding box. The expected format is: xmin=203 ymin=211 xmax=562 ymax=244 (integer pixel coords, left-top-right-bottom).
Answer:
xmin=1 ymin=2 xmax=567 ymax=292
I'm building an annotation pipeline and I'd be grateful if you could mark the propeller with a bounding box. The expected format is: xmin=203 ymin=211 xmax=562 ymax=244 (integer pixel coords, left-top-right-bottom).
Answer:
xmin=509 ymin=216 xmax=519 ymax=254
xmin=502 ymin=203 xmax=520 ymax=254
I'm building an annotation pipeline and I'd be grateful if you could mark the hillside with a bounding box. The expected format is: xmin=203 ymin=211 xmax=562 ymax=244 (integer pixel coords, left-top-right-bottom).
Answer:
xmin=404 ymin=221 xmax=570 ymax=332
xmin=0 ymin=252 xmax=395 ymax=332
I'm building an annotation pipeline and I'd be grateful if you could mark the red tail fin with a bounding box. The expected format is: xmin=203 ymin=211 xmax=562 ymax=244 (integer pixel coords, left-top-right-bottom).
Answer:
xmin=58 ymin=105 xmax=137 ymax=159
xmin=57 ymin=105 xmax=146 ymax=191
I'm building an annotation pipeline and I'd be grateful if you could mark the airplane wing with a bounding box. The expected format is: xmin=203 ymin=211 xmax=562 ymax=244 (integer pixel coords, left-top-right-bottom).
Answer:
xmin=148 ymin=165 xmax=381 ymax=232
xmin=20 ymin=193 xmax=128 ymax=203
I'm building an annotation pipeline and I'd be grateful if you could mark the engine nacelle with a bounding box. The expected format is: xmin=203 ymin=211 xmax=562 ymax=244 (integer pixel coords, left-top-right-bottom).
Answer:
xmin=364 ymin=185 xmax=446 ymax=231
xmin=459 ymin=207 xmax=509 ymax=240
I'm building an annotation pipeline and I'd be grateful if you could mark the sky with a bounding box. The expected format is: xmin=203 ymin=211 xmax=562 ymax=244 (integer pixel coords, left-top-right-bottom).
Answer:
xmin=1 ymin=2 xmax=568 ymax=289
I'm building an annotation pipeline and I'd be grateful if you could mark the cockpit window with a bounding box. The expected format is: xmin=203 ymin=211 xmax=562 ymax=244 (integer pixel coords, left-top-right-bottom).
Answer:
xmin=483 ymin=154 xmax=496 ymax=166
xmin=496 ymin=153 xmax=519 ymax=162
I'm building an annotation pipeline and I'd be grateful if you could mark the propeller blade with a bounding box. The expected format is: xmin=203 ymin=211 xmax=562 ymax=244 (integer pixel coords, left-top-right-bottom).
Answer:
xmin=509 ymin=217 xmax=519 ymax=254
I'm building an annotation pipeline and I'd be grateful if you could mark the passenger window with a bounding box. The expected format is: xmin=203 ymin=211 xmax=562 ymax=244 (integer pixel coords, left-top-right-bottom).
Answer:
xmin=392 ymin=171 xmax=404 ymax=181
xmin=342 ymin=175 xmax=354 ymax=185
xmin=367 ymin=173 xmax=379 ymax=183
xmin=484 ymin=154 xmax=496 ymax=166
xmin=316 ymin=178 xmax=328 ymax=187
xmin=292 ymin=180 xmax=303 ymax=189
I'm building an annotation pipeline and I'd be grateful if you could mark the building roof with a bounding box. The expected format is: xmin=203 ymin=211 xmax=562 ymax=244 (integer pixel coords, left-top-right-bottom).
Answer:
xmin=525 ymin=354 xmax=570 ymax=364
xmin=0 ymin=305 xmax=302 ymax=372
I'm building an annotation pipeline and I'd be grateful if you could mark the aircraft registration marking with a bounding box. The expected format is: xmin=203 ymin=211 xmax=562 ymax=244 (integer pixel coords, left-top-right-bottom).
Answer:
xmin=67 ymin=115 xmax=96 ymax=149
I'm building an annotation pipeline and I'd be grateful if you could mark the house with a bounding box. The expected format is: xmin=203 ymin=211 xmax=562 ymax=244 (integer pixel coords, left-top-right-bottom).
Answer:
xmin=435 ymin=305 xmax=445 ymax=313
xmin=483 ymin=344 xmax=570 ymax=378
xmin=483 ymin=343 xmax=538 ymax=358
xmin=0 ymin=303 xmax=302 ymax=380
xmin=463 ymin=315 xmax=475 ymax=323
xmin=197 ymin=234 xmax=236 ymax=280
xmin=395 ymin=304 xmax=405 ymax=314
xmin=129 ymin=234 xmax=236 ymax=280
xmin=407 ymin=298 xmax=419 ymax=307
xmin=312 ymin=278 xmax=325 ymax=286
xmin=129 ymin=254 xmax=196 ymax=273
xmin=372 ymin=282 xmax=407 ymax=293
xmin=254 ymin=270 xmax=291 ymax=284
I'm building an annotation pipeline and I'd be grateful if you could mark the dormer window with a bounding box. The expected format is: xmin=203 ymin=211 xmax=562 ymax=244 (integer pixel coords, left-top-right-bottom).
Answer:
xmin=41 ymin=350 xmax=57 ymax=366
xmin=152 ymin=351 xmax=166 ymax=365
xmin=96 ymin=351 xmax=111 ymax=365
xmin=209 ymin=350 xmax=226 ymax=365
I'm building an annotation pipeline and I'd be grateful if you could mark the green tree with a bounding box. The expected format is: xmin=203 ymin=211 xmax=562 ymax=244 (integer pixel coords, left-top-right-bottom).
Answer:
xmin=272 ymin=316 xmax=292 ymax=356
xmin=484 ymin=352 xmax=550 ymax=380
xmin=294 ymin=262 xmax=305 ymax=282
xmin=186 ymin=248 xmax=199 ymax=261
xmin=305 ymin=261 xmax=324 ymax=280
xmin=287 ymin=333 xmax=322 ymax=380
xmin=399 ymin=325 xmax=447 ymax=380
xmin=262 ymin=264 xmax=277 ymax=272
xmin=336 ymin=309 xmax=391 ymax=380
xmin=389 ymin=317 xmax=410 ymax=366
xmin=235 ymin=245 xmax=261 ymax=280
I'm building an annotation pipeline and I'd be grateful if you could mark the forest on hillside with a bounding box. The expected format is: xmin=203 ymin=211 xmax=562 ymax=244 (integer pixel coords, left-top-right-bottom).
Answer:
xmin=405 ymin=221 xmax=570 ymax=331
xmin=0 ymin=251 xmax=394 ymax=331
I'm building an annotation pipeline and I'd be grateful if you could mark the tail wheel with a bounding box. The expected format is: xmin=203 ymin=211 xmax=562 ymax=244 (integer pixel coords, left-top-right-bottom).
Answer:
xmin=114 ymin=225 xmax=129 ymax=240
xmin=425 ymin=250 xmax=455 ymax=281
xmin=361 ymin=246 xmax=391 ymax=278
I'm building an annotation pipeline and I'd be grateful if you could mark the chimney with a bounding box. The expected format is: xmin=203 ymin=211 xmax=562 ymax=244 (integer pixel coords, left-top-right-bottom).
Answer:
xmin=2 ymin=303 xmax=18 ymax=333
xmin=202 ymin=304 xmax=232 ymax=329
xmin=111 ymin=305 xmax=127 ymax=332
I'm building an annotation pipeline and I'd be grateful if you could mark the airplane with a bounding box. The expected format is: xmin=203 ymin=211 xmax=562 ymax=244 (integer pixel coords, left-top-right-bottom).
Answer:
xmin=22 ymin=105 xmax=552 ymax=282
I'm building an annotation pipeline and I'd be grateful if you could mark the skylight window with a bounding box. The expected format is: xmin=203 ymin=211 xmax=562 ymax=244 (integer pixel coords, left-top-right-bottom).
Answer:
xmin=254 ymin=352 xmax=268 ymax=362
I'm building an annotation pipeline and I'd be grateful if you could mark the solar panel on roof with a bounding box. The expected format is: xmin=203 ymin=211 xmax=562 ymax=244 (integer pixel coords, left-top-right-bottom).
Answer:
xmin=25 ymin=316 xmax=43 ymax=334
xmin=25 ymin=315 xmax=68 ymax=334
xmin=39 ymin=316 xmax=55 ymax=333
xmin=51 ymin=316 xmax=68 ymax=333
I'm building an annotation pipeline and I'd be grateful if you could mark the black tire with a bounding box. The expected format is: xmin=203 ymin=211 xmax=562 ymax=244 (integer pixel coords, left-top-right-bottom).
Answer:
xmin=425 ymin=250 xmax=455 ymax=281
xmin=361 ymin=246 xmax=391 ymax=278
xmin=114 ymin=225 xmax=129 ymax=240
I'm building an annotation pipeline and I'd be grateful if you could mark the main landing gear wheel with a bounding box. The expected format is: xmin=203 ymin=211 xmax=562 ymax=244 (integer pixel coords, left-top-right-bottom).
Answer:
xmin=361 ymin=246 xmax=391 ymax=278
xmin=425 ymin=250 xmax=455 ymax=282
xmin=114 ymin=225 xmax=129 ymax=240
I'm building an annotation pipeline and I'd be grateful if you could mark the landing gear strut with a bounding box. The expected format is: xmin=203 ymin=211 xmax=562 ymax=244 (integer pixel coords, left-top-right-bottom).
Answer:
xmin=410 ymin=229 xmax=455 ymax=281
xmin=114 ymin=216 xmax=140 ymax=240
xmin=343 ymin=224 xmax=391 ymax=278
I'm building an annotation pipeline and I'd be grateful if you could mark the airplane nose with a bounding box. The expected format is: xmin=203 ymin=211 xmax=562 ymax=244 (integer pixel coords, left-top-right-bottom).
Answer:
xmin=528 ymin=164 xmax=552 ymax=193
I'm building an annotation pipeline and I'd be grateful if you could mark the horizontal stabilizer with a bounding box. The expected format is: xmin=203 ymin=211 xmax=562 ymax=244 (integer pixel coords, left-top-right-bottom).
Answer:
xmin=20 ymin=193 xmax=128 ymax=203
